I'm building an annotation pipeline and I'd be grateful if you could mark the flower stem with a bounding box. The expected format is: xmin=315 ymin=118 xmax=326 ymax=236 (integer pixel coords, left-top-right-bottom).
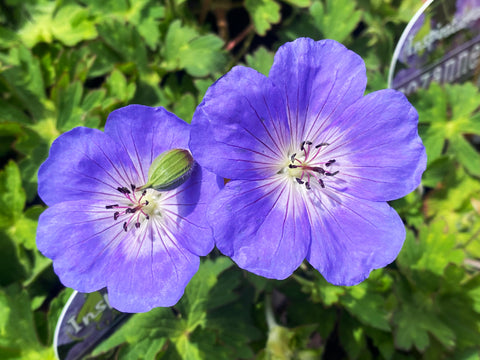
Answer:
xmin=264 ymin=292 xmax=278 ymax=330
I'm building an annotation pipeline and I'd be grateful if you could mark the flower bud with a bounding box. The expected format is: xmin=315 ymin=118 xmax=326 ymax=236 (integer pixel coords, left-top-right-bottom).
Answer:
xmin=139 ymin=149 xmax=195 ymax=191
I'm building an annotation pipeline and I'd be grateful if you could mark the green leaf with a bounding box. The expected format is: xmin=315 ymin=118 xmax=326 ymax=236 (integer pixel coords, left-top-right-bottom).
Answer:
xmin=0 ymin=232 xmax=27 ymax=286
xmin=172 ymin=93 xmax=196 ymax=123
xmin=449 ymin=134 xmax=480 ymax=177
xmin=280 ymin=0 xmax=311 ymax=7
xmin=50 ymin=5 xmax=98 ymax=46
xmin=245 ymin=0 xmax=281 ymax=36
xmin=446 ymin=83 xmax=480 ymax=120
xmin=55 ymin=81 xmax=83 ymax=132
xmin=0 ymin=161 xmax=25 ymax=228
xmin=96 ymin=19 xmax=148 ymax=73
xmin=393 ymin=279 xmax=456 ymax=351
xmin=17 ymin=3 xmax=55 ymax=48
xmin=0 ymin=285 xmax=55 ymax=360
xmin=163 ymin=21 xmax=226 ymax=77
xmin=0 ymin=46 xmax=46 ymax=116
xmin=105 ymin=69 xmax=136 ymax=105
xmin=310 ymin=0 xmax=362 ymax=43
xmin=245 ymin=46 xmax=274 ymax=76
xmin=397 ymin=222 xmax=464 ymax=277
xmin=341 ymin=283 xmax=390 ymax=331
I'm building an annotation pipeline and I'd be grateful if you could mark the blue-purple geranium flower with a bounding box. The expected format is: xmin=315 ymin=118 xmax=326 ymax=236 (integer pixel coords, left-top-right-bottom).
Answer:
xmin=190 ymin=38 xmax=427 ymax=285
xmin=37 ymin=105 xmax=218 ymax=312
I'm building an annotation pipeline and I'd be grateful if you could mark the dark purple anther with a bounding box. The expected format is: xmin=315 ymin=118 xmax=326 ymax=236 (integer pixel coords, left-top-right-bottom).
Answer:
xmin=325 ymin=170 xmax=339 ymax=177
xmin=312 ymin=167 xmax=325 ymax=174
xmin=114 ymin=212 xmax=120 ymax=220
xmin=319 ymin=179 xmax=325 ymax=188
xmin=296 ymin=178 xmax=304 ymax=185
xmin=135 ymin=222 xmax=140 ymax=228
xmin=123 ymin=222 xmax=128 ymax=231
xmin=315 ymin=142 xmax=329 ymax=148
xmin=290 ymin=153 xmax=296 ymax=162
xmin=305 ymin=181 xmax=311 ymax=190
xmin=325 ymin=159 xmax=336 ymax=167
xmin=289 ymin=164 xmax=298 ymax=169
xmin=300 ymin=141 xmax=306 ymax=151
xmin=105 ymin=204 xmax=119 ymax=209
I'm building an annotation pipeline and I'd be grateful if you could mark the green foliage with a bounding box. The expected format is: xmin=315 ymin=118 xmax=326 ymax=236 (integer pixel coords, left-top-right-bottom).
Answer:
xmin=1 ymin=0 xmax=480 ymax=359
xmin=91 ymin=258 xmax=259 ymax=359
xmin=309 ymin=0 xmax=362 ymax=43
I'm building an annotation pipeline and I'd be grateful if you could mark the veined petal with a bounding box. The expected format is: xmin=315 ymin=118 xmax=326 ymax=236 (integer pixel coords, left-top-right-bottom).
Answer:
xmin=106 ymin=221 xmax=199 ymax=313
xmin=105 ymin=105 xmax=190 ymax=186
xmin=190 ymin=66 xmax=290 ymax=180
xmin=158 ymin=166 xmax=217 ymax=256
xmin=209 ymin=178 xmax=310 ymax=279
xmin=269 ymin=38 xmax=367 ymax=143
xmin=38 ymin=127 xmax=136 ymax=206
xmin=320 ymin=89 xmax=427 ymax=201
xmin=306 ymin=191 xmax=405 ymax=286
xmin=36 ymin=200 xmax=128 ymax=292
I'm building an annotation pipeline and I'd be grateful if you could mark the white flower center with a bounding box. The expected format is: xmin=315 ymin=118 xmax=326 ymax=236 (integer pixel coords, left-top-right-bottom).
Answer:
xmin=284 ymin=140 xmax=338 ymax=190
xmin=105 ymin=185 xmax=163 ymax=232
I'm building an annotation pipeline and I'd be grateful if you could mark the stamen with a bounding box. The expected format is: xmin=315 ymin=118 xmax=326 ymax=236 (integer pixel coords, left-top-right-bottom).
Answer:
xmin=305 ymin=141 xmax=312 ymax=146
xmin=114 ymin=212 xmax=120 ymax=220
xmin=144 ymin=200 xmax=149 ymax=205
xmin=116 ymin=186 xmax=131 ymax=194
xmin=319 ymin=179 xmax=325 ymax=188
xmin=315 ymin=142 xmax=330 ymax=148
xmin=125 ymin=208 xmax=137 ymax=214
xmin=290 ymin=153 xmax=296 ymax=162
xmin=311 ymin=167 xmax=325 ymax=174
xmin=123 ymin=222 xmax=128 ymax=231
xmin=145 ymin=214 xmax=150 ymax=220
xmin=325 ymin=159 xmax=336 ymax=167
xmin=300 ymin=141 xmax=306 ymax=151
xmin=289 ymin=164 xmax=298 ymax=169
xmin=131 ymin=184 xmax=136 ymax=191
xmin=295 ymin=178 xmax=304 ymax=185
xmin=105 ymin=204 xmax=119 ymax=209
xmin=305 ymin=181 xmax=311 ymax=190
xmin=325 ymin=171 xmax=339 ymax=176
xmin=135 ymin=222 xmax=140 ymax=228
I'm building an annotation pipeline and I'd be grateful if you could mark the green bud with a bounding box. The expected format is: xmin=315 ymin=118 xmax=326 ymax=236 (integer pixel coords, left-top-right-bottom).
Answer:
xmin=139 ymin=149 xmax=195 ymax=191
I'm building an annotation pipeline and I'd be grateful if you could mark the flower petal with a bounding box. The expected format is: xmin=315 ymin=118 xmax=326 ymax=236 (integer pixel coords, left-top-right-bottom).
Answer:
xmin=306 ymin=191 xmax=405 ymax=286
xmin=269 ymin=38 xmax=367 ymax=143
xmin=106 ymin=221 xmax=199 ymax=313
xmin=209 ymin=178 xmax=310 ymax=279
xmin=159 ymin=166 xmax=218 ymax=256
xmin=190 ymin=66 xmax=290 ymax=180
xmin=104 ymin=105 xmax=190 ymax=185
xmin=36 ymin=200 xmax=127 ymax=292
xmin=320 ymin=89 xmax=427 ymax=201
xmin=38 ymin=127 xmax=136 ymax=206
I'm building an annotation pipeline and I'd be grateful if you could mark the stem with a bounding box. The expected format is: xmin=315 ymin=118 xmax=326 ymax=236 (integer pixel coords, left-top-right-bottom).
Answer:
xmin=226 ymin=24 xmax=254 ymax=51
xmin=264 ymin=292 xmax=278 ymax=330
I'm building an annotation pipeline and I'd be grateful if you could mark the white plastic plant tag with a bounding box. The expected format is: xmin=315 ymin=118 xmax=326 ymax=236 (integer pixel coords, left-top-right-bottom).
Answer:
xmin=389 ymin=0 xmax=480 ymax=94
xmin=54 ymin=289 xmax=130 ymax=360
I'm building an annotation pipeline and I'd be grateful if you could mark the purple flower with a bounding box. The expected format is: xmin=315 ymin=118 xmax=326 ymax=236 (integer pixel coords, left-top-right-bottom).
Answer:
xmin=37 ymin=105 xmax=218 ymax=312
xmin=190 ymin=38 xmax=426 ymax=285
